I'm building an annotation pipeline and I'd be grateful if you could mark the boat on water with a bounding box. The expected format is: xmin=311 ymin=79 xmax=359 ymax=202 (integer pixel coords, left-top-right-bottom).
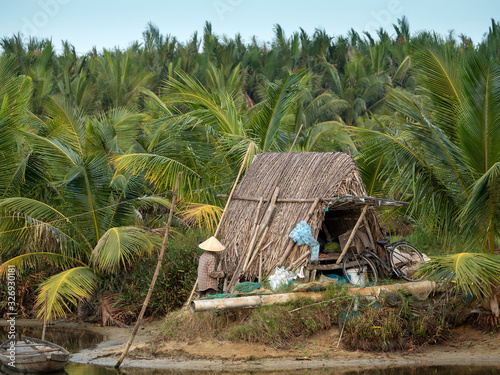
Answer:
xmin=0 ymin=336 xmax=69 ymax=373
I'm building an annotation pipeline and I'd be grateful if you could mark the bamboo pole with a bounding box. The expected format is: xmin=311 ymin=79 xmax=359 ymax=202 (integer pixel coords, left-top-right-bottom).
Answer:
xmin=215 ymin=195 xmax=409 ymax=206
xmin=191 ymin=291 xmax=326 ymax=312
xmin=214 ymin=144 xmax=253 ymax=238
xmin=225 ymin=198 xmax=264 ymax=291
xmin=41 ymin=290 xmax=48 ymax=341
xmin=185 ymin=143 xmax=253 ymax=306
xmin=242 ymin=187 xmax=279 ymax=271
xmin=259 ymin=251 xmax=262 ymax=282
xmin=228 ymin=127 xmax=302 ymax=290
xmin=227 ymin=187 xmax=279 ymax=292
xmin=190 ymin=280 xmax=436 ymax=312
xmin=335 ymin=205 xmax=369 ymax=264
xmin=114 ymin=172 xmax=182 ymax=369
xmin=244 ymin=226 xmax=269 ymax=272
xmin=286 ymin=250 xmax=311 ymax=270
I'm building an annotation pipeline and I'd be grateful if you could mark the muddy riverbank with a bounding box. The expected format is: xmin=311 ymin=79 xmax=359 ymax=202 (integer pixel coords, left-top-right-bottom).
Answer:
xmin=5 ymin=319 xmax=498 ymax=372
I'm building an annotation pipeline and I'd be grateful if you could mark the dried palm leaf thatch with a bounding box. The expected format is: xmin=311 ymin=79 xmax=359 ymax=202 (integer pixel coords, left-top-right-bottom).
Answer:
xmin=100 ymin=291 xmax=133 ymax=328
xmin=219 ymin=152 xmax=386 ymax=280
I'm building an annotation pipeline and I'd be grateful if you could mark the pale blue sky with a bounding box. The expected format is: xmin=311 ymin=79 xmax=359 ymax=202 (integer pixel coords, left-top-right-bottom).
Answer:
xmin=0 ymin=0 xmax=498 ymax=54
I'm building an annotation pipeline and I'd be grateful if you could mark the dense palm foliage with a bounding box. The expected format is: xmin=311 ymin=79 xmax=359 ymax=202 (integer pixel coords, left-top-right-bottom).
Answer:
xmin=354 ymin=46 xmax=500 ymax=253
xmin=0 ymin=18 xmax=499 ymax=318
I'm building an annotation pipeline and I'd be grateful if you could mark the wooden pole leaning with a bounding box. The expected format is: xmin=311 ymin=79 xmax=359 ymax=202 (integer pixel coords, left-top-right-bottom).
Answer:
xmin=244 ymin=226 xmax=269 ymax=273
xmin=114 ymin=172 xmax=182 ymax=369
xmin=227 ymin=126 xmax=304 ymax=293
xmin=227 ymin=187 xmax=279 ymax=293
xmin=286 ymin=250 xmax=311 ymax=271
xmin=185 ymin=143 xmax=253 ymax=308
xmin=225 ymin=198 xmax=263 ymax=292
xmin=41 ymin=290 xmax=48 ymax=341
xmin=335 ymin=204 xmax=370 ymax=264
xmin=242 ymin=187 xmax=280 ymax=271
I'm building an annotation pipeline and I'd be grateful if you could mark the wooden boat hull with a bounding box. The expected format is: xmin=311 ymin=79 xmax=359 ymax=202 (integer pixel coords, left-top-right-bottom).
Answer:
xmin=0 ymin=336 xmax=69 ymax=373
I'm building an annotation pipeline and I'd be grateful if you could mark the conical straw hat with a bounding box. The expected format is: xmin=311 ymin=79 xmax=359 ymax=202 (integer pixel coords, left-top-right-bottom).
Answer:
xmin=198 ymin=236 xmax=225 ymax=252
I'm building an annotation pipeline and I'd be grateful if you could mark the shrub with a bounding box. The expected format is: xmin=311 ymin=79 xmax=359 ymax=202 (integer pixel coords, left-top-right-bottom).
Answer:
xmin=102 ymin=227 xmax=209 ymax=319
xmin=342 ymin=291 xmax=452 ymax=351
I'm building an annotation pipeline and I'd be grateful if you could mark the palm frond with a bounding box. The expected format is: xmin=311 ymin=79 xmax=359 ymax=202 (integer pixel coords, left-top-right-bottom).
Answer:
xmin=162 ymin=71 xmax=244 ymax=136
xmin=35 ymin=267 xmax=97 ymax=320
xmin=457 ymin=52 xmax=500 ymax=176
xmin=178 ymin=202 xmax=223 ymax=233
xmin=392 ymin=55 xmax=411 ymax=84
xmin=135 ymin=196 xmax=172 ymax=210
xmin=0 ymin=252 xmax=86 ymax=276
xmin=114 ymin=153 xmax=204 ymax=198
xmin=249 ymin=70 xmax=307 ymax=151
xmin=419 ymin=253 xmax=500 ymax=303
xmin=459 ymin=162 xmax=500 ymax=252
xmin=43 ymin=97 xmax=86 ymax=155
xmin=91 ymin=226 xmax=161 ymax=272
xmin=0 ymin=197 xmax=92 ymax=255
xmin=414 ymin=47 xmax=461 ymax=140
xmin=90 ymin=108 xmax=145 ymax=155
xmin=141 ymin=88 xmax=173 ymax=115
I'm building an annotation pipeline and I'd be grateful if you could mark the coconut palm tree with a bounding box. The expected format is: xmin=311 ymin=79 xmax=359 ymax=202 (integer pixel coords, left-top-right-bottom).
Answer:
xmin=113 ymin=70 xmax=308 ymax=229
xmin=352 ymin=46 xmax=500 ymax=253
xmin=0 ymin=96 xmax=168 ymax=319
xmin=94 ymin=48 xmax=155 ymax=109
xmin=0 ymin=59 xmax=34 ymax=200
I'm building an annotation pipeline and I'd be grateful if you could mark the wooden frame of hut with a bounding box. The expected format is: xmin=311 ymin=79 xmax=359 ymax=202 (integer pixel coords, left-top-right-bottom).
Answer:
xmin=218 ymin=152 xmax=408 ymax=283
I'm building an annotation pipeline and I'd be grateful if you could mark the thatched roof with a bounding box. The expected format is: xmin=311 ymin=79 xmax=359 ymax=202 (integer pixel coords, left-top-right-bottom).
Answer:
xmin=219 ymin=152 xmax=397 ymax=280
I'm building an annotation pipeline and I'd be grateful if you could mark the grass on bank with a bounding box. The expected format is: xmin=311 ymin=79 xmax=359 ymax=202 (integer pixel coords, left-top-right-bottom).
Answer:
xmin=162 ymin=284 xmax=460 ymax=351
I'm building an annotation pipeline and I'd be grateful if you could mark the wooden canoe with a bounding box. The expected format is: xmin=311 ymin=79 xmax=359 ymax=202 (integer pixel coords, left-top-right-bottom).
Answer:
xmin=0 ymin=336 xmax=69 ymax=373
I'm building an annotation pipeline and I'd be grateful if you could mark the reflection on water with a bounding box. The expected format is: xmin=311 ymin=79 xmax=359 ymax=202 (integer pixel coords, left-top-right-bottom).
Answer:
xmin=2 ymin=363 xmax=496 ymax=375
xmin=0 ymin=326 xmax=104 ymax=353
xmin=1 ymin=327 xmax=498 ymax=374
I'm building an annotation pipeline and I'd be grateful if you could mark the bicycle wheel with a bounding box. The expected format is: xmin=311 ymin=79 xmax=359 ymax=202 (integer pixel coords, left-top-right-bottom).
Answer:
xmin=390 ymin=242 xmax=424 ymax=282
xmin=342 ymin=251 xmax=378 ymax=287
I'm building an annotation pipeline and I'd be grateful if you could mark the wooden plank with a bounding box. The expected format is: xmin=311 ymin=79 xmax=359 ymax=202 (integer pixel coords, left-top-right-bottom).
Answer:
xmin=335 ymin=205 xmax=370 ymax=264
xmin=308 ymin=259 xmax=370 ymax=271
xmin=312 ymin=253 xmax=340 ymax=262
xmin=13 ymin=348 xmax=61 ymax=355
xmin=308 ymin=263 xmax=343 ymax=271
xmin=363 ymin=215 xmax=375 ymax=249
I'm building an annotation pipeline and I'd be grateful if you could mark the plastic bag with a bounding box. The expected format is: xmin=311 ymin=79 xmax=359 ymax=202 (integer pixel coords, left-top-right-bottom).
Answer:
xmin=289 ymin=220 xmax=320 ymax=261
xmin=268 ymin=267 xmax=297 ymax=290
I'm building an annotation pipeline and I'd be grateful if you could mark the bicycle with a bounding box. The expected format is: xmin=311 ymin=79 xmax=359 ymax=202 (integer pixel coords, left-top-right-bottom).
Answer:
xmin=341 ymin=238 xmax=425 ymax=287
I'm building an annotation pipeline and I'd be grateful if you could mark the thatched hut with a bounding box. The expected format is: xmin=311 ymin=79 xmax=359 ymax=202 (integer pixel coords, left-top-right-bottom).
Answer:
xmin=219 ymin=152 xmax=406 ymax=282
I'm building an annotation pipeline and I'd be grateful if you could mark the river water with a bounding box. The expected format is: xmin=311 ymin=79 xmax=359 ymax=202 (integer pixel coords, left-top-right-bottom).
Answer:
xmin=44 ymin=363 xmax=500 ymax=374
xmin=1 ymin=327 xmax=499 ymax=374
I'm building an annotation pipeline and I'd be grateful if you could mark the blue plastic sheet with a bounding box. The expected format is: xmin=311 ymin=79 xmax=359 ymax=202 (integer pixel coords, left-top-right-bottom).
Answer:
xmin=289 ymin=220 xmax=320 ymax=261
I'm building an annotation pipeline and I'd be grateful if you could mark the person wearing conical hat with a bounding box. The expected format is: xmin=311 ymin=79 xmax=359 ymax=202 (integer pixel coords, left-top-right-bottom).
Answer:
xmin=197 ymin=236 xmax=226 ymax=298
